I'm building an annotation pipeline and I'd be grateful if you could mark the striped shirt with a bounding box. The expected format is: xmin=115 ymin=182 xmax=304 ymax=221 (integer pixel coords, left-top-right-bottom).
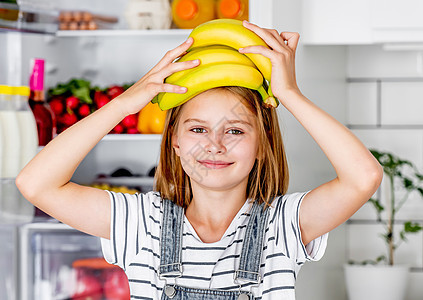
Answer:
xmin=101 ymin=191 xmax=328 ymax=299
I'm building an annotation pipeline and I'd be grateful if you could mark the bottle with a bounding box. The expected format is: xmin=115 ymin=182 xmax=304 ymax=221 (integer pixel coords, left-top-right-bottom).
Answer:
xmin=14 ymin=86 xmax=38 ymax=169
xmin=0 ymin=85 xmax=21 ymax=178
xmin=171 ymin=0 xmax=215 ymax=29
xmin=216 ymin=0 xmax=249 ymax=21
xmin=28 ymin=58 xmax=54 ymax=146
xmin=0 ymin=85 xmax=34 ymax=223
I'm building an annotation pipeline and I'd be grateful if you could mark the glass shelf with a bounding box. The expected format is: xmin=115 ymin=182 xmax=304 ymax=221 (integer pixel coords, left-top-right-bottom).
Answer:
xmin=101 ymin=133 xmax=162 ymax=141
xmin=56 ymin=29 xmax=191 ymax=37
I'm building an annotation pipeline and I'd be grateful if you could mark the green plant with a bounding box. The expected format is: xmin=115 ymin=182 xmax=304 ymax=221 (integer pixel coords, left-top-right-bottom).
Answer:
xmin=367 ymin=149 xmax=423 ymax=265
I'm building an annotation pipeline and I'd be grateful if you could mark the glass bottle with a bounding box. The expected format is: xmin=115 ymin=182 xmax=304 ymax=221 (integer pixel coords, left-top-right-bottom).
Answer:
xmin=28 ymin=58 xmax=54 ymax=146
xmin=14 ymin=86 xmax=38 ymax=169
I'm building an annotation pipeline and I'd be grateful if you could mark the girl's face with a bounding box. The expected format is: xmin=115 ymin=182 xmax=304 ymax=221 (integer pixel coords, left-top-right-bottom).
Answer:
xmin=172 ymin=88 xmax=259 ymax=191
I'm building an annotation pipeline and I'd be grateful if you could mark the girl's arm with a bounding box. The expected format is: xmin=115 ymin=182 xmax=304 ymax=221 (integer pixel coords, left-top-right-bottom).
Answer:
xmin=16 ymin=38 xmax=200 ymax=239
xmin=240 ymin=21 xmax=383 ymax=245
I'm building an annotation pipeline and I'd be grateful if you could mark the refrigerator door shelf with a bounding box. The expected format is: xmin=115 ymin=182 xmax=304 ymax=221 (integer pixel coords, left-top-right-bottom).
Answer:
xmin=19 ymin=222 xmax=104 ymax=300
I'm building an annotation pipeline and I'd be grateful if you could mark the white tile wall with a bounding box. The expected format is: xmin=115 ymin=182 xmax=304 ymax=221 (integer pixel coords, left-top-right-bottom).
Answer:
xmin=347 ymin=44 xmax=423 ymax=299
xmin=381 ymin=82 xmax=423 ymax=125
xmin=408 ymin=272 xmax=423 ymax=300
xmin=348 ymin=45 xmax=423 ymax=78
xmin=347 ymin=82 xmax=378 ymax=125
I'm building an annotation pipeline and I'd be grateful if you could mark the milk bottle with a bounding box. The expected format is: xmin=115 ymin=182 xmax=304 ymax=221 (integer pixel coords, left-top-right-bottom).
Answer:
xmin=0 ymin=85 xmax=34 ymax=222
xmin=0 ymin=85 xmax=21 ymax=222
xmin=14 ymin=86 xmax=38 ymax=169
xmin=0 ymin=85 xmax=20 ymax=178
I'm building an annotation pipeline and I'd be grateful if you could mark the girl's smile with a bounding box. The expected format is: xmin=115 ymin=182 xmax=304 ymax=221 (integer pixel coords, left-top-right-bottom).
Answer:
xmin=172 ymin=88 xmax=259 ymax=190
xmin=197 ymin=159 xmax=235 ymax=169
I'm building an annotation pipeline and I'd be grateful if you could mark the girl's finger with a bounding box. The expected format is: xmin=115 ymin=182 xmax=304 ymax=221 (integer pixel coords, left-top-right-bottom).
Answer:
xmin=267 ymin=28 xmax=286 ymax=47
xmin=159 ymin=59 xmax=200 ymax=79
xmin=154 ymin=37 xmax=194 ymax=71
xmin=280 ymin=32 xmax=300 ymax=52
xmin=160 ymin=83 xmax=188 ymax=94
xmin=242 ymin=21 xmax=287 ymax=52
xmin=239 ymin=45 xmax=287 ymax=60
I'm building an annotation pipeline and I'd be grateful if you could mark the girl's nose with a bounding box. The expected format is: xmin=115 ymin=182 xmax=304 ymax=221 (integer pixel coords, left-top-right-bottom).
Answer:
xmin=205 ymin=133 xmax=227 ymax=155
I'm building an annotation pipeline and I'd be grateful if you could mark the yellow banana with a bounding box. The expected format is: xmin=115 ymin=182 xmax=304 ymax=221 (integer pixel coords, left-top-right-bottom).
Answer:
xmin=188 ymin=19 xmax=272 ymax=82
xmin=166 ymin=45 xmax=256 ymax=84
xmin=158 ymin=63 xmax=265 ymax=111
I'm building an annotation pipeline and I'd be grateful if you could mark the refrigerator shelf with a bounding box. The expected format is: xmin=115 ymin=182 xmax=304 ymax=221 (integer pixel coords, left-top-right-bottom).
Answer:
xmin=56 ymin=29 xmax=191 ymax=37
xmin=101 ymin=133 xmax=162 ymax=141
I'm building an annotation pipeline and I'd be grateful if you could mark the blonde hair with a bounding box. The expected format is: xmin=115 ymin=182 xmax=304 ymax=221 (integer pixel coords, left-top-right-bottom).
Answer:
xmin=154 ymin=86 xmax=289 ymax=208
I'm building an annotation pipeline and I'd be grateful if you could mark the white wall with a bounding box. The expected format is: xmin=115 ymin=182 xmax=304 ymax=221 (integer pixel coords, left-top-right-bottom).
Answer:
xmin=273 ymin=1 xmax=349 ymax=300
xmin=346 ymin=45 xmax=423 ymax=300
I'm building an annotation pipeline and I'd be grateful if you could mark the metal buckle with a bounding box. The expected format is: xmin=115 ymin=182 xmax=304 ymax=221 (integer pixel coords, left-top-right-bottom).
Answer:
xmin=158 ymin=263 xmax=183 ymax=280
xmin=233 ymin=269 xmax=261 ymax=286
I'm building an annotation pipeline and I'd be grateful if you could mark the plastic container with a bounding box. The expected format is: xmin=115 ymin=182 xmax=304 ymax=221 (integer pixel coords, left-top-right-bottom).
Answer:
xmin=125 ymin=0 xmax=172 ymax=30
xmin=216 ymin=0 xmax=249 ymax=21
xmin=171 ymin=0 xmax=215 ymax=29
xmin=28 ymin=58 xmax=55 ymax=146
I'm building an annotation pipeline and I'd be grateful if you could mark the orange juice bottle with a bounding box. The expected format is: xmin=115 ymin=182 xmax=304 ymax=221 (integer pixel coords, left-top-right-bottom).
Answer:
xmin=171 ymin=0 xmax=215 ymax=29
xmin=216 ymin=0 xmax=249 ymax=21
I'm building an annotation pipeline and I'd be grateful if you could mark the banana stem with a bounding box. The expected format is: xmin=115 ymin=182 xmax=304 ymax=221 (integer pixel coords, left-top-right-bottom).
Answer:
xmin=151 ymin=95 xmax=159 ymax=104
xmin=257 ymin=85 xmax=278 ymax=108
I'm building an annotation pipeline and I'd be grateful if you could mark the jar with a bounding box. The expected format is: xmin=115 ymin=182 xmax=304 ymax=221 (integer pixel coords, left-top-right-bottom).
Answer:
xmin=125 ymin=0 xmax=172 ymax=30
xmin=171 ymin=0 xmax=215 ymax=29
xmin=216 ymin=0 xmax=249 ymax=21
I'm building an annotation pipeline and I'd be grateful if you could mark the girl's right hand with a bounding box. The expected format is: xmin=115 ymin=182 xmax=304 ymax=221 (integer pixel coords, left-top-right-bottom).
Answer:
xmin=115 ymin=37 xmax=200 ymax=115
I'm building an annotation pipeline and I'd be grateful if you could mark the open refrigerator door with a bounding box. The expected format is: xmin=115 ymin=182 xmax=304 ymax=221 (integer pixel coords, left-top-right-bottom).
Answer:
xmin=19 ymin=222 xmax=130 ymax=300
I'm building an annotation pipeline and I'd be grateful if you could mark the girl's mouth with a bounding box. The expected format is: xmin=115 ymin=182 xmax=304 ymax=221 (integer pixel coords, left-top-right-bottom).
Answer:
xmin=198 ymin=160 xmax=234 ymax=169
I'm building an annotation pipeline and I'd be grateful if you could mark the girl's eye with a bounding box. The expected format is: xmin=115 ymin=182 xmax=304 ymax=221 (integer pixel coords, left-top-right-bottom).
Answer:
xmin=191 ymin=128 xmax=206 ymax=133
xmin=227 ymin=129 xmax=243 ymax=135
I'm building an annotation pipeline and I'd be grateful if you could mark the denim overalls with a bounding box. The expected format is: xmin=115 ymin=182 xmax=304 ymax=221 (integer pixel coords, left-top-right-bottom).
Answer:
xmin=159 ymin=199 xmax=270 ymax=300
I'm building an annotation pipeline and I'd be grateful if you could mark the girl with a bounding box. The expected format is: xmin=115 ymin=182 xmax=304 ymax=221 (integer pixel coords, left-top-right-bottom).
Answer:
xmin=16 ymin=21 xmax=383 ymax=299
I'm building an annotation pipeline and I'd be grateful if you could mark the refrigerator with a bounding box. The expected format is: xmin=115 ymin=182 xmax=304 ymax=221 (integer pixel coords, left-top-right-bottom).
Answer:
xmin=0 ymin=0 xmax=275 ymax=299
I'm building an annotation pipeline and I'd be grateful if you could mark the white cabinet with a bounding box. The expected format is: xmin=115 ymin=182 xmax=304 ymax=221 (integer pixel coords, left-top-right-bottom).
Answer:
xmin=302 ymin=0 xmax=372 ymax=45
xmin=371 ymin=0 xmax=423 ymax=43
xmin=302 ymin=0 xmax=423 ymax=45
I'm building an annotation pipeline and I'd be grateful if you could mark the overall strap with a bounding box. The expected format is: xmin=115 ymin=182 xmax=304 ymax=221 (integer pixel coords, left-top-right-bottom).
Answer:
xmin=235 ymin=201 xmax=270 ymax=285
xmin=159 ymin=199 xmax=184 ymax=278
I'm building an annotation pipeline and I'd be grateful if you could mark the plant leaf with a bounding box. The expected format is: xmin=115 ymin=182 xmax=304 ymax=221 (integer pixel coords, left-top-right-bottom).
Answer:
xmin=369 ymin=198 xmax=384 ymax=212
xmin=404 ymin=221 xmax=423 ymax=233
xmin=402 ymin=177 xmax=414 ymax=190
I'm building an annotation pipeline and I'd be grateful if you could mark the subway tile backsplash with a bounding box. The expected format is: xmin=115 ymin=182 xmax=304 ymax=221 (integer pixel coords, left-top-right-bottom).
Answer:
xmin=346 ymin=46 xmax=423 ymax=292
xmin=347 ymin=82 xmax=378 ymax=125
xmin=381 ymin=82 xmax=423 ymax=125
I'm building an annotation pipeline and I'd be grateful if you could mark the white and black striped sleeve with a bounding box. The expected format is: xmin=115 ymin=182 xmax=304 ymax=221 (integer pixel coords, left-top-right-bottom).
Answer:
xmin=274 ymin=192 xmax=329 ymax=265
xmin=100 ymin=191 xmax=145 ymax=270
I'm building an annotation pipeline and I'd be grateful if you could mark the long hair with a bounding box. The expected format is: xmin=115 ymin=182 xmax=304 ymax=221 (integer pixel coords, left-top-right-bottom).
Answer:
xmin=154 ymin=86 xmax=289 ymax=208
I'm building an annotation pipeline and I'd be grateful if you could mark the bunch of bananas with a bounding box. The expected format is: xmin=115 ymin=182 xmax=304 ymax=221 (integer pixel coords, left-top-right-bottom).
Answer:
xmin=153 ymin=19 xmax=278 ymax=111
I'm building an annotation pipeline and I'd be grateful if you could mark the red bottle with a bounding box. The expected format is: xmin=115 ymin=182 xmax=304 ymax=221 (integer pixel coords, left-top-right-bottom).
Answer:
xmin=28 ymin=58 xmax=55 ymax=146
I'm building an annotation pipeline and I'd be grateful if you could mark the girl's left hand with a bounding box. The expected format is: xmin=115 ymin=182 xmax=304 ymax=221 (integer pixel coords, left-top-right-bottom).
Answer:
xmin=238 ymin=21 xmax=301 ymax=102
